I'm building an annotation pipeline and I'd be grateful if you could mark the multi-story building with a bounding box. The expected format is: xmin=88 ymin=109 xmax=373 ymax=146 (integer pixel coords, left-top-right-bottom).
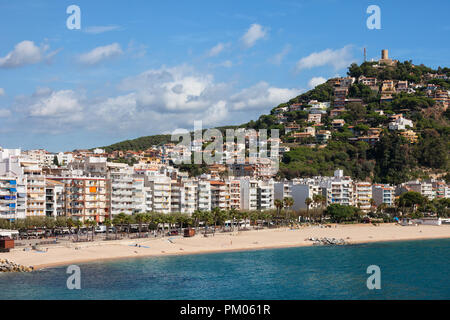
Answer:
xmin=308 ymin=113 xmax=322 ymax=124
xmin=397 ymin=80 xmax=408 ymax=93
xmin=372 ymin=184 xmax=395 ymax=207
xmin=51 ymin=176 xmax=109 ymax=222
xmin=226 ymin=178 xmax=241 ymax=210
xmin=399 ymin=130 xmax=418 ymax=143
xmin=433 ymin=90 xmax=449 ymax=110
xmin=45 ymin=179 xmax=65 ymax=217
xmin=431 ymin=180 xmax=447 ymax=199
xmin=132 ymin=177 xmax=152 ymax=213
xmin=354 ymin=182 xmax=372 ymax=212
xmin=240 ymin=178 xmax=258 ymax=211
xmin=109 ymin=164 xmax=135 ymax=216
xmin=197 ymin=180 xmax=211 ymax=212
xmin=403 ymin=180 xmax=434 ymax=200
xmin=210 ymin=180 xmax=229 ymax=210
xmin=0 ymin=177 xmax=19 ymax=220
xmin=257 ymin=179 xmax=274 ymax=211
xmin=171 ymin=178 xmax=198 ymax=214
xmin=358 ymin=76 xmax=377 ymax=87
xmin=23 ymin=163 xmax=46 ymax=217
xmin=147 ymin=175 xmax=171 ymax=213
xmin=320 ymin=170 xmax=354 ymax=206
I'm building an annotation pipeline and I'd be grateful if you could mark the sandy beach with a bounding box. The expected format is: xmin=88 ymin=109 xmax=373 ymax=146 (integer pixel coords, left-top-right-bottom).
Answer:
xmin=2 ymin=223 xmax=450 ymax=270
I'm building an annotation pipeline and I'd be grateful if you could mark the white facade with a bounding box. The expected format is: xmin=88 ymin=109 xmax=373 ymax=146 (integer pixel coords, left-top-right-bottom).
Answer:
xmin=389 ymin=117 xmax=414 ymax=130
xmin=354 ymin=182 xmax=372 ymax=212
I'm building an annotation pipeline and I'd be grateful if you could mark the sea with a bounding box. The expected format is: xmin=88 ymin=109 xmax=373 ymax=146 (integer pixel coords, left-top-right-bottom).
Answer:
xmin=0 ymin=239 xmax=449 ymax=300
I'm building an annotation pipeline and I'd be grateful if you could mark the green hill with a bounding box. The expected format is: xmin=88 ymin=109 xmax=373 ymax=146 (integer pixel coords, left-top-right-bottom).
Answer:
xmin=101 ymin=60 xmax=450 ymax=184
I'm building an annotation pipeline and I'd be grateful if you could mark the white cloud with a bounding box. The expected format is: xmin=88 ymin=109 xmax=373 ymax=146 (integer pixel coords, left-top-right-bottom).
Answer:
xmin=78 ymin=43 xmax=123 ymax=65
xmin=28 ymin=89 xmax=83 ymax=119
xmin=241 ymin=24 xmax=268 ymax=48
xmin=207 ymin=42 xmax=229 ymax=57
xmin=0 ymin=40 xmax=53 ymax=69
xmin=83 ymin=25 xmax=121 ymax=34
xmin=0 ymin=88 xmax=5 ymax=96
xmin=0 ymin=109 xmax=11 ymax=118
xmin=230 ymin=81 xmax=301 ymax=110
xmin=12 ymin=88 xmax=84 ymax=127
xmin=269 ymin=44 xmax=291 ymax=65
xmin=10 ymin=65 xmax=301 ymax=135
xmin=295 ymin=45 xmax=354 ymax=72
xmin=308 ymin=76 xmax=327 ymax=88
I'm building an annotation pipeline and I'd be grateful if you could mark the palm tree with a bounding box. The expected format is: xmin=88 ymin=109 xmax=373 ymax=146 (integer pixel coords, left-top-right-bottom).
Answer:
xmin=74 ymin=219 xmax=82 ymax=241
xmin=166 ymin=213 xmax=177 ymax=236
xmin=241 ymin=210 xmax=250 ymax=230
xmin=192 ymin=210 xmax=202 ymax=233
xmin=250 ymin=211 xmax=259 ymax=229
xmin=304 ymin=197 xmax=313 ymax=222
xmin=115 ymin=212 xmax=127 ymax=236
xmin=284 ymin=197 xmax=294 ymax=225
xmin=66 ymin=218 xmax=74 ymax=240
xmin=112 ymin=215 xmax=121 ymax=239
xmin=83 ymin=220 xmax=91 ymax=241
xmin=89 ymin=220 xmax=97 ymax=241
xmin=313 ymin=194 xmax=326 ymax=222
xmin=201 ymin=211 xmax=213 ymax=235
xmin=135 ymin=213 xmax=145 ymax=238
xmin=274 ymin=199 xmax=283 ymax=227
xmin=211 ymin=208 xmax=221 ymax=235
xmin=104 ymin=218 xmax=112 ymax=238
xmin=229 ymin=208 xmax=238 ymax=232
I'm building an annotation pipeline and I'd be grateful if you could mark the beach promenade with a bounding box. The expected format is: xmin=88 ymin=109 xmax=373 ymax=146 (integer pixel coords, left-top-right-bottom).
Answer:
xmin=2 ymin=223 xmax=450 ymax=270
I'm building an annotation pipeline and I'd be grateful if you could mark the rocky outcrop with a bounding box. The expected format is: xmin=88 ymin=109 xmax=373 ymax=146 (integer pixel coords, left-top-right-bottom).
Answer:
xmin=0 ymin=259 xmax=33 ymax=273
xmin=306 ymin=237 xmax=347 ymax=246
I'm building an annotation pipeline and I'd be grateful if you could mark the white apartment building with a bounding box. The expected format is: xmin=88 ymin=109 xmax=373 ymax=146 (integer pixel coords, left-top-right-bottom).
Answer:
xmin=0 ymin=149 xmax=27 ymax=219
xmin=320 ymin=170 xmax=354 ymax=206
xmin=197 ymin=180 xmax=212 ymax=212
xmin=147 ymin=175 xmax=171 ymax=213
xmin=171 ymin=179 xmax=198 ymax=214
xmin=354 ymin=182 xmax=372 ymax=212
xmin=210 ymin=180 xmax=229 ymax=210
xmin=22 ymin=163 xmax=46 ymax=217
xmin=45 ymin=179 xmax=65 ymax=217
xmin=240 ymin=178 xmax=258 ymax=211
xmin=0 ymin=177 xmax=19 ymax=220
xmin=226 ymin=178 xmax=241 ymax=210
xmin=257 ymin=179 xmax=274 ymax=211
xmin=132 ymin=177 xmax=152 ymax=214
xmin=44 ymin=152 xmax=74 ymax=167
xmin=403 ymin=180 xmax=434 ymax=200
xmin=109 ymin=163 xmax=135 ymax=216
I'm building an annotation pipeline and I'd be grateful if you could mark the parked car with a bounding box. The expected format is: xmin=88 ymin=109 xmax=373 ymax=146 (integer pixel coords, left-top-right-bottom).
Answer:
xmin=95 ymin=226 xmax=107 ymax=233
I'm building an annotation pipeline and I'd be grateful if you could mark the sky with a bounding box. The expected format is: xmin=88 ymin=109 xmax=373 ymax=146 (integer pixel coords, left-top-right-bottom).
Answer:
xmin=0 ymin=0 xmax=449 ymax=152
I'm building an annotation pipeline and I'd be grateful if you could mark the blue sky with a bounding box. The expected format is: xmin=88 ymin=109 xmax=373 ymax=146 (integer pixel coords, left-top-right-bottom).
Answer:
xmin=0 ymin=0 xmax=449 ymax=152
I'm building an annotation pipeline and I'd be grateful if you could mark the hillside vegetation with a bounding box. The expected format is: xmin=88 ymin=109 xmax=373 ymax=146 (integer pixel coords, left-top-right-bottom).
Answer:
xmin=101 ymin=60 xmax=450 ymax=184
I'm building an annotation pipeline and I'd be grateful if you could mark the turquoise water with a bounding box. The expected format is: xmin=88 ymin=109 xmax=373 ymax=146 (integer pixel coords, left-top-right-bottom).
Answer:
xmin=1 ymin=239 xmax=449 ymax=300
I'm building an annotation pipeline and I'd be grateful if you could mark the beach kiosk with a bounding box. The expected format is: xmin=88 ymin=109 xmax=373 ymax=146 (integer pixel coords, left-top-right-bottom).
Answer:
xmin=0 ymin=236 xmax=14 ymax=252
xmin=184 ymin=228 xmax=195 ymax=237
